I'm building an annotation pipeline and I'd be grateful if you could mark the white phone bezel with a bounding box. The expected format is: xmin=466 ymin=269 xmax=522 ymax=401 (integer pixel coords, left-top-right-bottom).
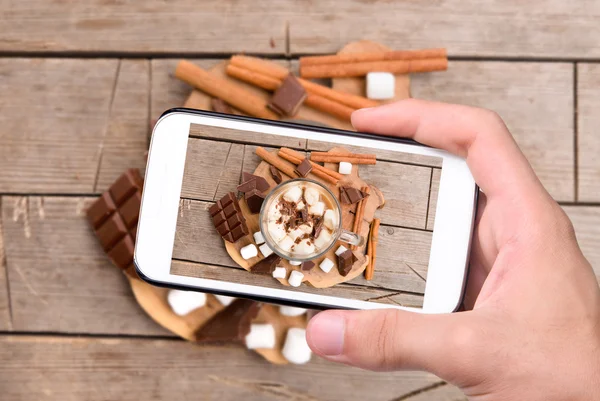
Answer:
xmin=135 ymin=110 xmax=477 ymax=313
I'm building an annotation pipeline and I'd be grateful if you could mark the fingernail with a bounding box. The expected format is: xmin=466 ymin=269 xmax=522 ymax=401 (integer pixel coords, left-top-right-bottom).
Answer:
xmin=307 ymin=312 xmax=345 ymax=356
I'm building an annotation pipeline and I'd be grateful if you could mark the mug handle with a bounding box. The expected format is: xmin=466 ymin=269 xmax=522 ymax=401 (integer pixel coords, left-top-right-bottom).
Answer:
xmin=339 ymin=229 xmax=365 ymax=247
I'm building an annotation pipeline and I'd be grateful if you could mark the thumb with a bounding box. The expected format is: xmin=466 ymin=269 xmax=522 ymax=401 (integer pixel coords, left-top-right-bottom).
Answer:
xmin=306 ymin=309 xmax=477 ymax=380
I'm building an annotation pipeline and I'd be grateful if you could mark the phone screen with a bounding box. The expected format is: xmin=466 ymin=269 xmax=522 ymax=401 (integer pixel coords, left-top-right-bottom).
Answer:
xmin=170 ymin=122 xmax=442 ymax=308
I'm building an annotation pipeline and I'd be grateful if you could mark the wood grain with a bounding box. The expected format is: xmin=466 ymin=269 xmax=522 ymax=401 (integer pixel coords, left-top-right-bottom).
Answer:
xmin=0 ymin=198 xmax=13 ymax=330
xmin=287 ymin=1 xmax=600 ymax=58
xmin=564 ymin=206 xmax=600 ymax=282
xmin=412 ymin=61 xmax=574 ymax=201
xmin=0 ymin=58 xmax=118 ymax=193
xmin=190 ymin=123 xmax=307 ymax=149
xmin=0 ymin=335 xmax=442 ymax=401
xmin=1 ymin=196 xmax=171 ymax=335
xmin=427 ymin=168 xmax=441 ymax=231
xmin=577 ymin=63 xmax=600 ymax=202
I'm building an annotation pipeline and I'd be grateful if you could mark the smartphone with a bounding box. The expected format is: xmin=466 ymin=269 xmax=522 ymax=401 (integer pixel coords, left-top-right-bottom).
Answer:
xmin=135 ymin=109 xmax=477 ymax=313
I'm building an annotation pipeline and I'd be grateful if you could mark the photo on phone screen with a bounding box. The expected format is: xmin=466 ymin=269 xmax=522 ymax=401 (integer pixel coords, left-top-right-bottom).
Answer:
xmin=168 ymin=121 xmax=443 ymax=308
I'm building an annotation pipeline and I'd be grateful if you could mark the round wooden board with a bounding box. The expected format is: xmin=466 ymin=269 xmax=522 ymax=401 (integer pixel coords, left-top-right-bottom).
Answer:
xmin=225 ymin=147 xmax=384 ymax=289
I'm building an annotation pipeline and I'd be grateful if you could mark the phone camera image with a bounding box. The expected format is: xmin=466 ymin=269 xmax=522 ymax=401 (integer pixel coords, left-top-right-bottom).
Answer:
xmin=167 ymin=120 xmax=450 ymax=309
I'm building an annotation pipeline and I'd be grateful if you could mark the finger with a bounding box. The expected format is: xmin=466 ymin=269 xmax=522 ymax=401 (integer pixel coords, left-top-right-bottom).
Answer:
xmin=352 ymin=99 xmax=544 ymax=200
xmin=306 ymin=309 xmax=477 ymax=381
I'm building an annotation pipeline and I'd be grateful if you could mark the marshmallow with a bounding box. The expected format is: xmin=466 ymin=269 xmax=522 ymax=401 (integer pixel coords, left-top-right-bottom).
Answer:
xmin=267 ymin=221 xmax=286 ymax=242
xmin=313 ymin=229 xmax=333 ymax=249
xmin=323 ymin=209 xmax=337 ymax=230
xmin=214 ymin=295 xmax=236 ymax=306
xmin=335 ymin=245 xmax=348 ymax=256
xmin=366 ymin=72 xmax=395 ymax=100
xmin=268 ymin=207 xmax=282 ymax=222
xmin=296 ymin=201 xmax=305 ymax=210
xmin=167 ymin=290 xmax=207 ymax=316
xmin=308 ymin=201 xmax=325 ymax=216
xmin=272 ymin=266 xmax=287 ymax=279
xmin=240 ymin=244 xmax=258 ymax=260
xmin=253 ymin=231 xmax=265 ymax=245
xmin=259 ymin=243 xmax=274 ymax=257
xmin=319 ymin=258 xmax=335 ymax=273
xmin=339 ymin=161 xmax=353 ymax=175
xmin=288 ymin=270 xmax=304 ymax=287
xmin=304 ymin=187 xmax=320 ymax=205
xmin=294 ymin=238 xmax=315 ymax=255
xmin=245 ymin=324 xmax=276 ymax=349
xmin=289 ymin=227 xmax=306 ymax=241
xmin=289 ymin=260 xmax=302 ymax=266
xmin=283 ymin=186 xmax=303 ymax=203
xmin=282 ymin=328 xmax=312 ymax=364
xmin=279 ymin=306 xmax=307 ymax=317
xmin=279 ymin=235 xmax=295 ymax=252
xmin=298 ymin=223 xmax=313 ymax=235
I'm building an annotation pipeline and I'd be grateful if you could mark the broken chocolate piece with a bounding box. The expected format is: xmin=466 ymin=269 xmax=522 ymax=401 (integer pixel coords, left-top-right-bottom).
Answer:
xmin=210 ymin=192 xmax=249 ymax=243
xmin=337 ymin=249 xmax=356 ymax=277
xmin=245 ymin=189 xmax=265 ymax=214
xmin=269 ymin=165 xmax=283 ymax=184
xmin=313 ymin=219 xmax=323 ymax=239
xmin=250 ymin=253 xmax=281 ymax=275
xmin=267 ymin=74 xmax=307 ymax=116
xmin=301 ymin=261 xmax=315 ymax=271
xmin=211 ymin=98 xmax=233 ymax=114
xmin=238 ymin=172 xmax=269 ymax=193
xmin=237 ymin=179 xmax=257 ymax=193
xmin=295 ymin=158 xmax=312 ymax=177
xmin=195 ymin=299 xmax=260 ymax=343
xmin=340 ymin=186 xmax=367 ymax=205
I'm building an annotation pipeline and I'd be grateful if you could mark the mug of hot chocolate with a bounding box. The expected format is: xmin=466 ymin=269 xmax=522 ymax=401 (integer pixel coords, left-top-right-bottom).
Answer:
xmin=259 ymin=179 xmax=364 ymax=262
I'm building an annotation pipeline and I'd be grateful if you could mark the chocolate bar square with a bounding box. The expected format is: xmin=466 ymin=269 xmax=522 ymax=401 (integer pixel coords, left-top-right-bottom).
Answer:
xmin=108 ymin=235 xmax=135 ymax=269
xmin=270 ymin=166 xmax=282 ymax=184
xmin=301 ymin=261 xmax=315 ymax=271
xmin=267 ymin=74 xmax=307 ymax=116
xmin=295 ymin=158 xmax=312 ymax=177
xmin=213 ymin=211 xmax=227 ymax=227
xmin=231 ymin=223 xmax=249 ymax=241
xmin=119 ymin=191 xmax=141 ymax=228
xmin=109 ymin=169 xmax=143 ymax=205
xmin=337 ymin=249 xmax=356 ymax=277
xmin=96 ymin=213 xmax=128 ymax=251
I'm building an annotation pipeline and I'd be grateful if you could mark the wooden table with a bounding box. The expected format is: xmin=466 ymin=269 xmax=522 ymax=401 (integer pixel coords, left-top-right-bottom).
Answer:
xmin=1 ymin=2 xmax=599 ymax=400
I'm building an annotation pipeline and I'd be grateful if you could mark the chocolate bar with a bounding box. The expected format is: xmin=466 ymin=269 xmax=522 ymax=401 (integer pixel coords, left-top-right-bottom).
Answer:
xmin=87 ymin=169 xmax=143 ymax=279
xmin=294 ymin=158 xmax=312 ymax=178
xmin=250 ymin=253 xmax=281 ymax=275
xmin=267 ymin=74 xmax=307 ymax=116
xmin=340 ymin=186 xmax=368 ymax=205
xmin=337 ymin=249 xmax=356 ymax=277
xmin=245 ymin=189 xmax=265 ymax=214
xmin=209 ymin=192 xmax=249 ymax=243
xmin=195 ymin=299 xmax=260 ymax=343
xmin=270 ymin=166 xmax=282 ymax=184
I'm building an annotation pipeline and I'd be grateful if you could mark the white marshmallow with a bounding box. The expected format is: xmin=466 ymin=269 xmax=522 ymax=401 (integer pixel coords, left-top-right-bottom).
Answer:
xmin=278 ymin=236 xmax=295 ymax=252
xmin=289 ymin=227 xmax=306 ymax=241
xmin=338 ymin=161 xmax=353 ymax=175
xmin=268 ymin=221 xmax=286 ymax=242
xmin=298 ymin=223 xmax=313 ymax=235
xmin=240 ymin=244 xmax=258 ymax=260
xmin=282 ymin=328 xmax=312 ymax=364
xmin=214 ymin=295 xmax=236 ymax=306
xmin=288 ymin=270 xmax=304 ymax=287
xmin=296 ymin=201 xmax=305 ymax=210
xmin=335 ymin=245 xmax=348 ymax=256
xmin=279 ymin=306 xmax=307 ymax=317
xmin=366 ymin=72 xmax=395 ymax=100
xmin=313 ymin=229 xmax=333 ymax=249
xmin=294 ymin=238 xmax=315 ymax=255
xmin=253 ymin=231 xmax=265 ymax=245
xmin=289 ymin=260 xmax=302 ymax=266
xmin=323 ymin=209 xmax=337 ymax=230
xmin=259 ymin=243 xmax=274 ymax=257
xmin=304 ymin=187 xmax=320 ymax=205
xmin=268 ymin=207 xmax=282 ymax=222
xmin=283 ymin=186 xmax=303 ymax=203
xmin=245 ymin=324 xmax=276 ymax=349
xmin=272 ymin=266 xmax=287 ymax=279
xmin=308 ymin=201 xmax=325 ymax=216
xmin=319 ymin=258 xmax=335 ymax=273
xmin=167 ymin=290 xmax=207 ymax=316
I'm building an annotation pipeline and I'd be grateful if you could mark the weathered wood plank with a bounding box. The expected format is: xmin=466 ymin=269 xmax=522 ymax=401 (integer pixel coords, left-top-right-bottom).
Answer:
xmin=1 ymin=196 xmax=170 ymax=335
xmin=427 ymin=168 xmax=441 ymax=231
xmin=94 ymin=60 xmax=150 ymax=191
xmin=0 ymin=198 xmax=13 ymax=330
xmin=0 ymin=1 xmax=287 ymax=54
xmin=190 ymin=123 xmax=307 ymax=149
xmin=0 ymin=58 xmax=118 ymax=193
xmin=564 ymin=206 xmax=600 ymax=282
xmin=577 ymin=63 xmax=600 ymax=202
xmin=412 ymin=61 xmax=574 ymax=201
xmin=288 ymin=2 xmax=600 ymax=58
xmin=0 ymin=335 xmax=442 ymax=401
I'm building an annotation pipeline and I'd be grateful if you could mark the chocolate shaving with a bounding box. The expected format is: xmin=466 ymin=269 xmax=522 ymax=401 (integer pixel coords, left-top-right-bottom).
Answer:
xmin=295 ymin=158 xmax=312 ymax=177
xmin=313 ymin=218 xmax=323 ymax=239
xmin=269 ymin=166 xmax=283 ymax=184
xmin=267 ymin=74 xmax=307 ymax=116
xmin=301 ymin=261 xmax=315 ymax=271
xmin=250 ymin=253 xmax=281 ymax=275
xmin=195 ymin=299 xmax=260 ymax=343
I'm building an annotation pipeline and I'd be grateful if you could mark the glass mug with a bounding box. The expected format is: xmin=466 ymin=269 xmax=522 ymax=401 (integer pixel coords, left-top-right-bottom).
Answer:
xmin=259 ymin=178 xmax=364 ymax=262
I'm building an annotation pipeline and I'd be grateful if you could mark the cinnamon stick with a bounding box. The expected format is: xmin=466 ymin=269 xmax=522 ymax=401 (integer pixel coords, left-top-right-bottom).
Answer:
xmin=311 ymin=151 xmax=376 ymax=159
xmin=304 ymin=94 xmax=354 ymax=122
xmin=300 ymin=48 xmax=447 ymax=67
xmin=300 ymin=58 xmax=448 ymax=79
xmin=226 ymin=64 xmax=280 ymax=91
xmin=310 ymin=154 xmax=377 ymax=165
xmin=365 ymin=218 xmax=380 ymax=280
xmin=230 ymin=56 xmax=378 ymax=110
xmin=174 ymin=60 xmax=278 ymax=120
xmin=280 ymin=148 xmax=343 ymax=180
xmin=352 ymin=186 xmax=370 ymax=250
xmin=255 ymin=147 xmax=298 ymax=178
xmin=278 ymin=149 xmax=340 ymax=185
